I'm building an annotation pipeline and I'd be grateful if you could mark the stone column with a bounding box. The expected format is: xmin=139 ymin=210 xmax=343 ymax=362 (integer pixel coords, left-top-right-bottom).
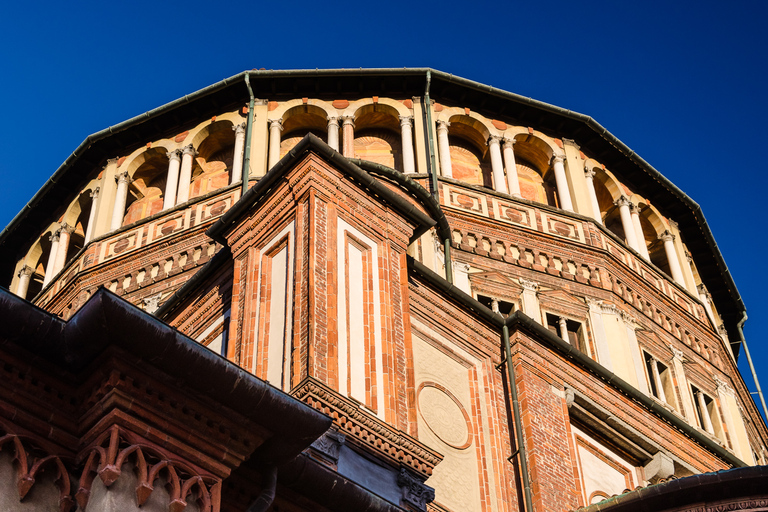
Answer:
xmin=669 ymin=346 xmax=696 ymax=421
xmin=43 ymin=230 xmax=60 ymax=288
xmin=110 ymin=171 xmax=131 ymax=231
xmin=660 ymin=230 xmax=686 ymax=286
xmin=400 ymin=116 xmax=416 ymax=174
xmin=696 ymin=390 xmax=715 ymax=435
xmin=558 ymin=316 xmax=569 ymax=342
xmin=53 ymin=223 xmax=74 ymax=277
xmin=615 ymin=196 xmax=640 ymax=252
xmin=551 ymin=154 xmax=573 ymax=212
xmin=584 ymin=168 xmax=602 ymax=223
xmin=341 ymin=116 xmax=355 ymax=158
xmin=491 ymin=299 xmax=500 ymax=314
xmin=84 ymin=187 xmax=100 ymax=244
xmin=327 ymin=117 xmax=340 ymax=152
xmin=231 ymin=122 xmax=246 ymax=185
xmin=518 ymin=278 xmax=542 ymax=324
xmin=649 ymin=357 xmax=667 ymax=403
xmin=163 ymin=150 xmax=182 ymax=211
xmin=697 ymin=284 xmax=717 ymax=328
xmin=488 ymin=136 xmax=508 ymax=194
xmin=176 ymin=145 xmax=197 ymax=204
xmin=436 ymin=120 xmax=452 ymax=179
xmin=15 ymin=265 xmax=33 ymax=299
xmin=268 ymin=119 xmax=283 ymax=169
xmin=630 ymin=204 xmax=651 ymax=259
xmin=502 ymin=139 xmax=521 ymax=197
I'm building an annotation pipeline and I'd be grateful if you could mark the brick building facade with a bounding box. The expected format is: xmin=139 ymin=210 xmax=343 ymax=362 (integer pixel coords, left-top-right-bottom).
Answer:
xmin=1 ymin=68 xmax=766 ymax=511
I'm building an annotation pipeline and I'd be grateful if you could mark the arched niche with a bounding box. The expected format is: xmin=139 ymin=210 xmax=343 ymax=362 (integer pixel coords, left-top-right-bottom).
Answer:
xmin=448 ymin=115 xmax=492 ymax=187
xmin=189 ymin=120 xmax=235 ymax=201
xmin=353 ymin=103 xmax=402 ymax=171
xmin=513 ymin=134 xmax=559 ymax=207
xmin=280 ymin=104 xmax=329 ymax=159
xmin=592 ymin=171 xmax=626 ymax=241
xmin=124 ymin=148 xmax=168 ymax=226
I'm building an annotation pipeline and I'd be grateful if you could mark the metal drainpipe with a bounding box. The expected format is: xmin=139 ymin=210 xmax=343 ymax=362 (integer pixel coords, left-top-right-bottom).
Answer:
xmin=422 ymin=70 xmax=453 ymax=283
xmin=737 ymin=313 xmax=768 ymax=421
xmin=242 ymin=73 xmax=256 ymax=196
xmin=246 ymin=466 xmax=278 ymax=512
xmin=502 ymin=324 xmax=532 ymax=512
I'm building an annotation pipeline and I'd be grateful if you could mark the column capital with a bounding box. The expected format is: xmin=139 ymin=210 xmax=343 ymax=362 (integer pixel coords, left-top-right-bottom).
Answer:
xmin=614 ymin=195 xmax=631 ymax=208
xmin=59 ymin=222 xmax=75 ymax=235
xmin=718 ymin=323 xmax=728 ymax=336
xmin=669 ymin=345 xmax=685 ymax=361
xmin=397 ymin=468 xmax=435 ymax=511
xmin=584 ymin=168 xmax=597 ymax=179
xmin=585 ymin=297 xmax=603 ymax=312
xmin=49 ymin=231 xmax=60 ymax=243
xmin=269 ymin=119 xmax=284 ymax=131
xmin=668 ymin=218 xmax=679 ymax=230
xmin=518 ymin=277 xmax=539 ymax=292
xmin=232 ymin=122 xmax=246 ymax=135
xmin=115 ymin=170 xmax=131 ymax=184
xmin=697 ymin=283 xmax=710 ymax=298
xmin=167 ymin=149 xmax=182 ymax=161
xmin=436 ymin=119 xmax=450 ymax=131
xmin=551 ymin=154 xmax=565 ymax=165
xmin=487 ymin=135 xmax=503 ymax=146
xmin=106 ymin=157 xmax=120 ymax=166
xmin=90 ymin=186 xmax=100 ymax=199
xmin=18 ymin=265 xmax=34 ymax=278
xmin=714 ymin=375 xmax=732 ymax=394
xmin=327 ymin=116 xmax=339 ymax=126
xmin=399 ymin=115 xmax=414 ymax=127
xmin=340 ymin=116 xmax=355 ymax=127
xmin=502 ymin=138 xmax=516 ymax=149
xmin=659 ymin=230 xmax=675 ymax=242
xmin=182 ymin=144 xmax=198 ymax=157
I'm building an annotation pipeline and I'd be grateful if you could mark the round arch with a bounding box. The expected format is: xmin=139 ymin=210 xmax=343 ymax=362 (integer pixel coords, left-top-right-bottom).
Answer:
xmin=189 ymin=120 xmax=236 ymax=201
xmin=123 ymin=148 xmax=169 ymax=227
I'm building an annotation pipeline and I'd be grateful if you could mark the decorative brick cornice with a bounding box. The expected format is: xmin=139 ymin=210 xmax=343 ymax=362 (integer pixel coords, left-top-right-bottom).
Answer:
xmin=292 ymin=377 xmax=442 ymax=476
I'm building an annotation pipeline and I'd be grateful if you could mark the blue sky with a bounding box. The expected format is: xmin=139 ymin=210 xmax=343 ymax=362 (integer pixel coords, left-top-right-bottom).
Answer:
xmin=2 ymin=1 xmax=767 ymax=419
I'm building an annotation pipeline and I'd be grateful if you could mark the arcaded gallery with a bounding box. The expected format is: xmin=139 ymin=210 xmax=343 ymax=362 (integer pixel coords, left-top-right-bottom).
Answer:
xmin=0 ymin=69 xmax=766 ymax=512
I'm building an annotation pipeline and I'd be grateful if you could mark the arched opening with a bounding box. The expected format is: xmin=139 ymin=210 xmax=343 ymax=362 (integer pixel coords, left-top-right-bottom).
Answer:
xmin=593 ymin=178 xmax=626 ymax=241
xmin=448 ymin=116 xmax=491 ymax=187
xmin=640 ymin=206 xmax=671 ymax=275
xmin=64 ymin=191 xmax=93 ymax=261
xmin=190 ymin=121 xmax=235 ymax=201
xmin=513 ymin=135 xmax=558 ymax=207
xmin=353 ymin=105 xmax=403 ymax=171
xmin=280 ymin=105 xmax=329 ymax=159
xmin=124 ymin=149 xmax=168 ymax=226
xmin=25 ymin=235 xmax=50 ymax=298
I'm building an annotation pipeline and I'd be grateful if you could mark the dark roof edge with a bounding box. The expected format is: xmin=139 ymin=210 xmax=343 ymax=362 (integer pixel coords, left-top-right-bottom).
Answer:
xmin=407 ymin=257 xmax=746 ymax=468
xmin=207 ymin=133 xmax=438 ymax=244
xmin=0 ymin=286 xmax=331 ymax=466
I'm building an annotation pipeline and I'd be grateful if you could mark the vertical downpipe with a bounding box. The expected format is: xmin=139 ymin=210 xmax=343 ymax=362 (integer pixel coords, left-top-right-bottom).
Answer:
xmin=242 ymin=73 xmax=256 ymax=196
xmin=503 ymin=325 xmax=532 ymax=512
xmin=422 ymin=70 xmax=453 ymax=283
xmin=737 ymin=313 xmax=768 ymax=421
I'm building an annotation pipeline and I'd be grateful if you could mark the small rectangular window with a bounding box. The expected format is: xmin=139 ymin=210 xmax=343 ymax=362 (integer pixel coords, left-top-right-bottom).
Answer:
xmin=477 ymin=294 xmax=515 ymax=317
xmin=643 ymin=352 xmax=677 ymax=411
xmin=690 ymin=384 xmax=726 ymax=444
xmin=546 ymin=313 xmax=586 ymax=352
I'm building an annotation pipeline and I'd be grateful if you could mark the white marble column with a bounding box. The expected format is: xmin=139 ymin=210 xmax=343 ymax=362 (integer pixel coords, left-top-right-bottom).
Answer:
xmin=15 ymin=265 xmax=33 ymax=299
xmin=558 ymin=316 xmax=569 ymax=342
xmin=630 ymin=204 xmax=651 ymax=260
xmin=83 ymin=187 xmax=100 ymax=244
xmin=341 ymin=116 xmax=355 ymax=158
xmin=669 ymin=346 xmax=696 ymax=422
xmin=400 ymin=116 xmax=416 ymax=174
xmin=436 ymin=120 xmax=452 ymax=179
xmin=231 ymin=122 xmax=246 ymax=185
xmin=268 ymin=119 xmax=283 ymax=169
xmin=327 ymin=117 xmax=340 ymax=152
xmin=176 ymin=145 xmax=197 ymax=204
xmin=110 ymin=171 xmax=131 ymax=231
xmin=649 ymin=358 xmax=667 ymax=402
xmin=163 ymin=150 xmax=182 ymax=210
xmin=502 ymin=139 xmax=521 ymax=197
xmin=43 ymin=231 xmax=60 ymax=288
xmin=551 ymin=154 xmax=573 ymax=212
xmin=660 ymin=230 xmax=686 ymax=286
xmin=488 ymin=136 xmax=508 ymax=194
xmin=615 ymin=196 xmax=640 ymax=252
xmin=696 ymin=390 xmax=715 ymax=434
xmin=518 ymin=278 xmax=542 ymax=324
xmin=584 ymin=168 xmax=602 ymax=223
xmin=53 ymin=223 xmax=74 ymax=277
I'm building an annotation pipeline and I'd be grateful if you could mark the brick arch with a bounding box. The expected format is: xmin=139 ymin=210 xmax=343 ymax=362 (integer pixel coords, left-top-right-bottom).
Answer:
xmin=189 ymin=120 xmax=236 ymax=201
